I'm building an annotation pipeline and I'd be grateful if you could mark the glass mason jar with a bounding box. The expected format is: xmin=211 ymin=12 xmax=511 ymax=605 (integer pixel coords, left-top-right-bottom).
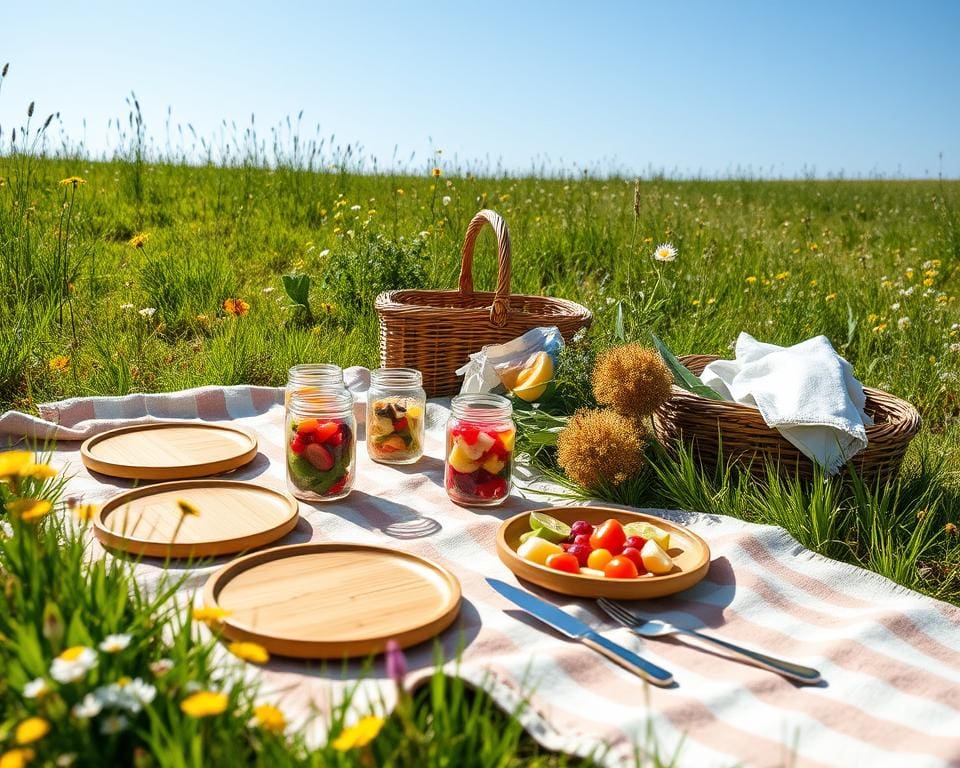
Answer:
xmin=286 ymin=389 xmax=355 ymax=502
xmin=445 ymin=393 xmax=515 ymax=507
xmin=366 ymin=368 xmax=427 ymax=465
xmin=286 ymin=364 xmax=345 ymax=406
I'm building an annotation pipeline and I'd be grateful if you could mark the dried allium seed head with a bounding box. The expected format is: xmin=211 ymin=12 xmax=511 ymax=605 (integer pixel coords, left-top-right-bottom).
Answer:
xmin=593 ymin=344 xmax=674 ymax=417
xmin=556 ymin=408 xmax=646 ymax=488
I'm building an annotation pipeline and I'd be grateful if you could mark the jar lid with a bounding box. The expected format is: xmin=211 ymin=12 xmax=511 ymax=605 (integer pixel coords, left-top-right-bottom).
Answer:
xmin=370 ymin=368 xmax=423 ymax=388
xmin=450 ymin=392 xmax=512 ymax=421
xmin=289 ymin=388 xmax=353 ymax=416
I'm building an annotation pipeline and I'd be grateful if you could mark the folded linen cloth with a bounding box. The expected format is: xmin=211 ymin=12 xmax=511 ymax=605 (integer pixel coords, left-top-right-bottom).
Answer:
xmin=700 ymin=333 xmax=873 ymax=474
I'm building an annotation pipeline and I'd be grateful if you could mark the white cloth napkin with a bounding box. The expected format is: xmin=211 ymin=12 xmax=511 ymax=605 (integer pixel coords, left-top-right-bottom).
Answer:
xmin=700 ymin=333 xmax=873 ymax=474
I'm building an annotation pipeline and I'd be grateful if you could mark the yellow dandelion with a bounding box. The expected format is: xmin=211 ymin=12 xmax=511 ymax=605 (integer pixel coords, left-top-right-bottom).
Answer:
xmin=431 ymin=167 xmax=442 ymax=177
xmin=706 ymin=297 xmax=716 ymax=305
xmin=6 ymin=499 xmax=52 ymax=522
xmin=881 ymin=279 xmax=893 ymax=288
xmin=809 ymin=242 xmax=819 ymax=251
xmin=48 ymin=356 xmax=70 ymax=374
xmin=192 ymin=606 xmax=232 ymax=623
xmin=252 ymin=704 xmax=286 ymax=733
xmin=176 ymin=498 xmax=200 ymax=516
xmin=0 ymin=748 xmax=35 ymax=768
xmin=809 ymin=279 xmax=818 ymax=287
xmin=825 ymin=293 xmax=837 ymax=302
xmin=228 ymin=641 xmax=270 ymax=665
xmin=74 ymin=504 xmax=98 ymax=523
xmin=223 ymin=298 xmax=250 ymax=317
xmin=180 ymin=691 xmax=228 ymax=718
xmin=923 ymin=278 xmax=934 ymax=287
xmin=332 ymin=715 xmax=386 ymax=751
xmin=775 ymin=271 xmax=790 ymax=280
xmin=745 ymin=276 xmax=757 ymax=284
xmin=20 ymin=462 xmax=56 ymax=480
xmin=872 ymin=323 xmax=888 ymax=333
xmin=14 ymin=717 xmax=50 ymax=745
xmin=691 ymin=299 xmax=700 ymax=306
xmin=58 ymin=176 xmax=86 ymax=188
xmin=0 ymin=451 xmax=33 ymax=480
xmin=867 ymin=313 xmax=879 ymax=323
xmin=128 ymin=232 xmax=149 ymax=249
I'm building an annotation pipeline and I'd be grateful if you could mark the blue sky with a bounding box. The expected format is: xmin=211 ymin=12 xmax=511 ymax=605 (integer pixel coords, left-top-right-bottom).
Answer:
xmin=2 ymin=1 xmax=958 ymax=177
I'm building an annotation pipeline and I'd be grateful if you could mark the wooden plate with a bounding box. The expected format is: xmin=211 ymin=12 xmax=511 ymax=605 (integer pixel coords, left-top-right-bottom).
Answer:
xmin=81 ymin=422 xmax=258 ymax=480
xmin=94 ymin=480 xmax=299 ymax=559
xmin=203 ymin=543 xmax=462 ymax=659
xmin=496 ymin=506 xmax=711 ymax=599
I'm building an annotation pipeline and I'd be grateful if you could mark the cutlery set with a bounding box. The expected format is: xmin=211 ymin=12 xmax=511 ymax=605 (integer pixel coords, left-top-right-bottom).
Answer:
xmin=487 ymin=578 xmax=822 ymax=687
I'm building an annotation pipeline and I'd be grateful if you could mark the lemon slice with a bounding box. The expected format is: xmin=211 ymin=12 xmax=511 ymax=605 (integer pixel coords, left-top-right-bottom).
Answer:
xmin=529 ymin=512 xmax=572 ymax=543
xmin=624 ymin=521 xmax=671 ymax=550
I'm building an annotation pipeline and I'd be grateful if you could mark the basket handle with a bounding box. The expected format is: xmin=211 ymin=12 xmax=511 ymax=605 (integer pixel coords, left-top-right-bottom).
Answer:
xmin=458 ymin=209 xmax=511 ymax=326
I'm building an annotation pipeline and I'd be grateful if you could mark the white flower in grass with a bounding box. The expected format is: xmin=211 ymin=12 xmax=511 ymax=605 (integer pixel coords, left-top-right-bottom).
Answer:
xmin=94 ymin=677 xmax=155 ymax=713
xmin=319 ymin=249 xmax=330 ymax=258
xmin=51 ymin=646 xmax=97 ymax=683
xmin=100 ymin=714 xmax=128 ymax=735
xmin=138 ymin=307 xmax=156 ymax=318
xmin=950 ymin=343 xmax=960 ymax=353
xmin=99 ymin=634 xmax=132 ymax=653
xmin=55 ymin=754 xmax=77 ymax=767
xmin=149 ymin=658 xmax=175 ymax=677
xmin=119 ymin=303 xmax=134 ymax=310
xmin=23 ymin=678 xmax=50 ymax=699
xmin=124 ymin=678 xmax=157 ymax=710
xmin=350 ymin=204 xmax=361 ymax=212
xmin=72 ymin=693 xmax=103 ymax=718
xmin=442 ymin=195 xmax=451 ymax=206
xmin=261 ymin=286 xmax=275 ymax=293
xmin=897 ymin=316 xmax=911 ymax=330
xmin=890 ymin=302 xmax=900 ymax=311
xmin=653 ymin=243 xmax=677 ymax=262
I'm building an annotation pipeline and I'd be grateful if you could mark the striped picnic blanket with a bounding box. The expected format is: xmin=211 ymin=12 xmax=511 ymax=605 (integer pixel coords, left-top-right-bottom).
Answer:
xmin=2 ymin=382 xmax=959 ymax=768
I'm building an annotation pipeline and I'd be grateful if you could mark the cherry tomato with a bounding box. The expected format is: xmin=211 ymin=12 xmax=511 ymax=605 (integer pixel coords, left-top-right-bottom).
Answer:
xmin=604 ymin=556 xmax=639 ymax=579
xmin=589 ymin=519 xmax=626 ymax=555
xmin=393 ymin=417 xmax=409 ymax=432
xmin=313 ymin=421 xmax=340 ymax=443
xmin=546 ymin=552 xmax=580 ymax=574
xmin=624 ymin=535 xmax=647 ymax=551
xmin=586 ymin=548 xmax=613 ymax=571
xmin=620 ymin=547 xmax=647 ymax=574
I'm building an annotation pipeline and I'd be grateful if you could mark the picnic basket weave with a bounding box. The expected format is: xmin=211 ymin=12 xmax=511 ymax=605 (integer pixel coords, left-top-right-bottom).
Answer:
xmin=375 ymin=209 xmax=593 ymax=397
xmin=652 ymin=354 xmax=921 ymax=484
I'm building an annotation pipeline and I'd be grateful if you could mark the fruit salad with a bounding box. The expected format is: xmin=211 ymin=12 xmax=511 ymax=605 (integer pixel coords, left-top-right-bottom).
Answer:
xmin=287 ymin=416 xmax=354 ymax=500
xmin=516 ymin=513 xmax=676 ymax=578
xmin=445 ymin=422 xmax=515 ymax=506
xmin=367 ymin=397 xmax=424 ymax=463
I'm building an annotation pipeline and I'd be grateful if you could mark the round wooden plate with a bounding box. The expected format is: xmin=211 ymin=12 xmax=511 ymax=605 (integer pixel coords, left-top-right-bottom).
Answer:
xmin=496 ymin=506 xmax=711 ymax=599
xmin=81 ymin=422 xmax=258 ymax=480
xmin=94 ymin=480 xmax=299 ymax=559
xmin=203 ymin=543 xmax=462 ymax=659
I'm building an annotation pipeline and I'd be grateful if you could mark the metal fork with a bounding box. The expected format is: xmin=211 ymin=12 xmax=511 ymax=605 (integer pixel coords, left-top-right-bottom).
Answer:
xmin=598 ymin=598 xmax=822 ymax=684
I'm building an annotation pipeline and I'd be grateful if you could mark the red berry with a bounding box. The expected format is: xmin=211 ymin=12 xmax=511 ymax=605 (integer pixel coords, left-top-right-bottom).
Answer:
xmin=570 ymin=520 xmax=594 ymax=538
xmin=624 ymin=536 xmax=647 ymax=551
xmin=573 ymin=534 xmax=592 ymax=547
xmin=567 ymin=544 xmax=591 ymax=567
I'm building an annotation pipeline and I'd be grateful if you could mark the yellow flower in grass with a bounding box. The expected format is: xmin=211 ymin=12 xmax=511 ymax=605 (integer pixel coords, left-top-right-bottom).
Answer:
xmin=181 ymin=690 xmax=228 ymax=718
xmin=58 ymin=176 xmax=86 ymax=188
xmin=228 ymin=641 xmax=269 ymax=664
xmin=223 ymin=298 xmax=250 ymax=317
xmin=128 ymin=232 xmax=149 ymax=249
xmin=332 ymin=715 xmax=385 ymax=751
xmin=251 ymin=704 xmax=286 ymax=733
xmin=15 ymin=717 xmax=49 ymax=745
xmin=825 ymin=293 xmax=837 ymax=302
xmin=0 ymin=451 xmax=33 ymax=480
xmin=0 ymin=748 xmax=34 ymax=768
xmin=6 ymin=499 xmax=52 ymax=522
xmin=48 ymin=356 xmax=70 ymax=374
xmin=775 ymin=271 xmax=790 ymax=280
xmin=192 ymin=606 xmax=232 ymax=623
xmin=745 ymin=275 xmax=757 ymax=285
xmin=431 ymin=167 xmax=442 ymax=178
xmin=21 ymin=462 xmax=56 ymax=480
xmin=74 ymin=503 xmax=98 ymax=523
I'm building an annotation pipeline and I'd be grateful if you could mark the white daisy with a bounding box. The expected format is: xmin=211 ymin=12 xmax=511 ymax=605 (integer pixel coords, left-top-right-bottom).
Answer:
xmin=72 ymin=693 xmax=103 ymax=718
xmin=119 ymin=303 xmax=134 ymax=310
xmin=51 ymin=646 xmax=97 ymax=684
xmin=653 ymin=243 xmax=678 ymax=262
xmin=442 ymin=195 xmax=451 ymax=206
xmin=319 ymin=249 xmax=330 ymax=258
xmin=350 ymin=204 xmax=361 ymax=211
xmin=99 ymin=634 xmax=132 ymax=653
xmin=138 ymin=307 xmax=156 ymax=318
xmin=898 ymin=316 xmax=911 ymax=329
xmin=23 ymin=678 xmax=50 ymax=699
xmin=100 ymin=714 xmax=129 ymax=735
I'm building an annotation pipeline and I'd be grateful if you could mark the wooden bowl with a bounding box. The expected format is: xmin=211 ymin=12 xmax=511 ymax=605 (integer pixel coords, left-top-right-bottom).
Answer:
xmin=495 ymin=506 xmax=711 ymax=599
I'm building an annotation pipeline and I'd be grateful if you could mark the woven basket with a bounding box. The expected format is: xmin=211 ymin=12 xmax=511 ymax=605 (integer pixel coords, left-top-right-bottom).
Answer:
xmin=375 ymin=209 xmax=593 ymax=397
xmin=652 ymin=354 xmax=921 ymax=484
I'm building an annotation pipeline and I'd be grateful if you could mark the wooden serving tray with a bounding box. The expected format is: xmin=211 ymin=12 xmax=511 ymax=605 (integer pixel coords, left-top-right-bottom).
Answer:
xmin=496 ymin=506 xmax=711 ymax=599
xmin=203 ymin=543 xmax=462 ymax=659
xmin=81 ymin=422 xmax=258 ymax=480
xmin=94 ymin=480 xmax=299 ymax=559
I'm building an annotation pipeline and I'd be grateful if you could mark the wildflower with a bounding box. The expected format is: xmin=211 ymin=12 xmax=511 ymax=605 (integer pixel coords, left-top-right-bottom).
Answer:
xmin=59 ymin=177 xmax=86 ymax=188
xmin=192 ymin=606 xmax=231 ymax=623
xmin=707 ymin=297 xmax=716 ymax=305
xmin=593 ymin=344 xmax=674 ymax=417
xmin=176 ymin=499 xmax=200 ymax=516
xmin=20 ymin=462 xmax=56 ymax=480
xmin=223 ymin=298 xmax=250 ymax=317
xmin=0 ymin=451 xmax=33 ymax=480
xmin=385 ymin=639 xmax=407 ymax=688
xmin=251 ymin=704 xmax=286 ymax=733
xmin=825 ymin=293 xmax=837 ymax=302
xmin=228 ymin=641 xmax=269 ymax=664
xmin=23 ymin=678 xmax=49 ymax=699
xmin=149 ymin=658 xmax=174 ymax=677
xmin=867 ymin=313 xmax=879 ymax=323
xmin=691 ymin=298 xmax=700 ymax=306
xmin=181 ymin=690 xmax=228 ymax=718
xmin=890 ymin=302 xmax=901 ymax=311
xmin=897 ymin=317 xmax=911 ymax=330
xmin=442 ymin=195 xmax=451 ymax=206
xmin=746 ymin=276 xmax=757 ymax=284
xmin=951 ymin=343 xmax=960 ymax=353
xmin=923 ymin=278 xmax=934 ymax=287
xmin=48 ymin=356 xmax=70 ymax=373
xmin=318 ymin=302 xmax=336 ymax=314
xmin=350 ymin=204 xmax=361 ymax=212
xmin=775 ymin=271 xmax=790 ymax=280
xmin=872 ymin=323 xmax=888 ymax=333
xmin=431 ymin=167 xmax=442 ymax=177
xmin=100 ymin=714 xmax=129 ymax=735
xmin=15 ymin=717 xmax=50 ymax=745
xmin=72 ymin=693 xmax=103 ymax=718
xmin=138 ymin=307 xmax=156 ymax=318
xmin=332 ymin=715 xmax=386 ymax=751
xmin=0 ymin=749 xmax=35 ymax=768
xmin=50 ymin=645 xmax=97 ymax=683
xmin=946 ymin=522 xmax=958 ymax=537
xmin=652 ymin=243 xmax=677 ymax=262
xmin=99 ymin=634 xmax=132 ymax=653
xmin=633 ymin=178 xmax=641 ymax=217
xmin=73 ymin=503 xmax=98 ymax=523
xmin=6 ymin=499 xmax=52 ymax=522
xmin=557 ymin=409 xmax=647 ymax=488
xmin=128 ymin=232 xmax=149 ymax=248
xmin=95 ymin=678 xmax=156 ymax=713
xmin=55 ymin=755 xmax=77 ymax=767
xmin=319 ymin=248 xmax=330 ymax=258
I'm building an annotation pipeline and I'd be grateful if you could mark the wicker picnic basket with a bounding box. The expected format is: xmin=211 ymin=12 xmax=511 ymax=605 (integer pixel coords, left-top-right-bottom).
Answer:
xmin=652 ymin=354 xmax=921 ymax=484
xmin=375 ymin=209 xmax=593 ymax=397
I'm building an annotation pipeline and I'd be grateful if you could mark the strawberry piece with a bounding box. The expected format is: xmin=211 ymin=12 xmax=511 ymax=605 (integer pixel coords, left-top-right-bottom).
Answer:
xmin=458 ymin=425 xmax=480 ymax=445
xmin=475 ymin=475 xmax=507 ymax=499
xmin=290 ymin=436 xmax=307 ymax=455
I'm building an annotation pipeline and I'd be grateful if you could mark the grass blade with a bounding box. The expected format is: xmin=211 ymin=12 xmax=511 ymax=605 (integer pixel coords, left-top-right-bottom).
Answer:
xmin=650 ymin=332 xmax=724 ymax=400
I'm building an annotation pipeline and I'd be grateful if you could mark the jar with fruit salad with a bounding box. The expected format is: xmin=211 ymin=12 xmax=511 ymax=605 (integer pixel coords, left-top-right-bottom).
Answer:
xmin=286 ymin=389 xmax=355 ymax=502
xmin=286 ymin=364 xmax=345 ymax=405
xmin=366 ymin=368 xmax=426 ymax=464
xmin=445 ymin=393 xmax=515 ymax=507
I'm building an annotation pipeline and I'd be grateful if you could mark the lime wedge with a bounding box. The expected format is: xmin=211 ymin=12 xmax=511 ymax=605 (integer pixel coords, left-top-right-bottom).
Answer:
xmin=518 ymin=530 xmax=539 ymax=545
xmin=529 ymin=512 xmax=572 ymax=543
xmin=624 ymin=521 xmax=671 ymax=550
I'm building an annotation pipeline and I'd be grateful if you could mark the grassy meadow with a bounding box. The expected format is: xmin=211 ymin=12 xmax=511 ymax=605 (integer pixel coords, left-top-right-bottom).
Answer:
xmin=2 ymin=96 xmax=960 ymax=766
